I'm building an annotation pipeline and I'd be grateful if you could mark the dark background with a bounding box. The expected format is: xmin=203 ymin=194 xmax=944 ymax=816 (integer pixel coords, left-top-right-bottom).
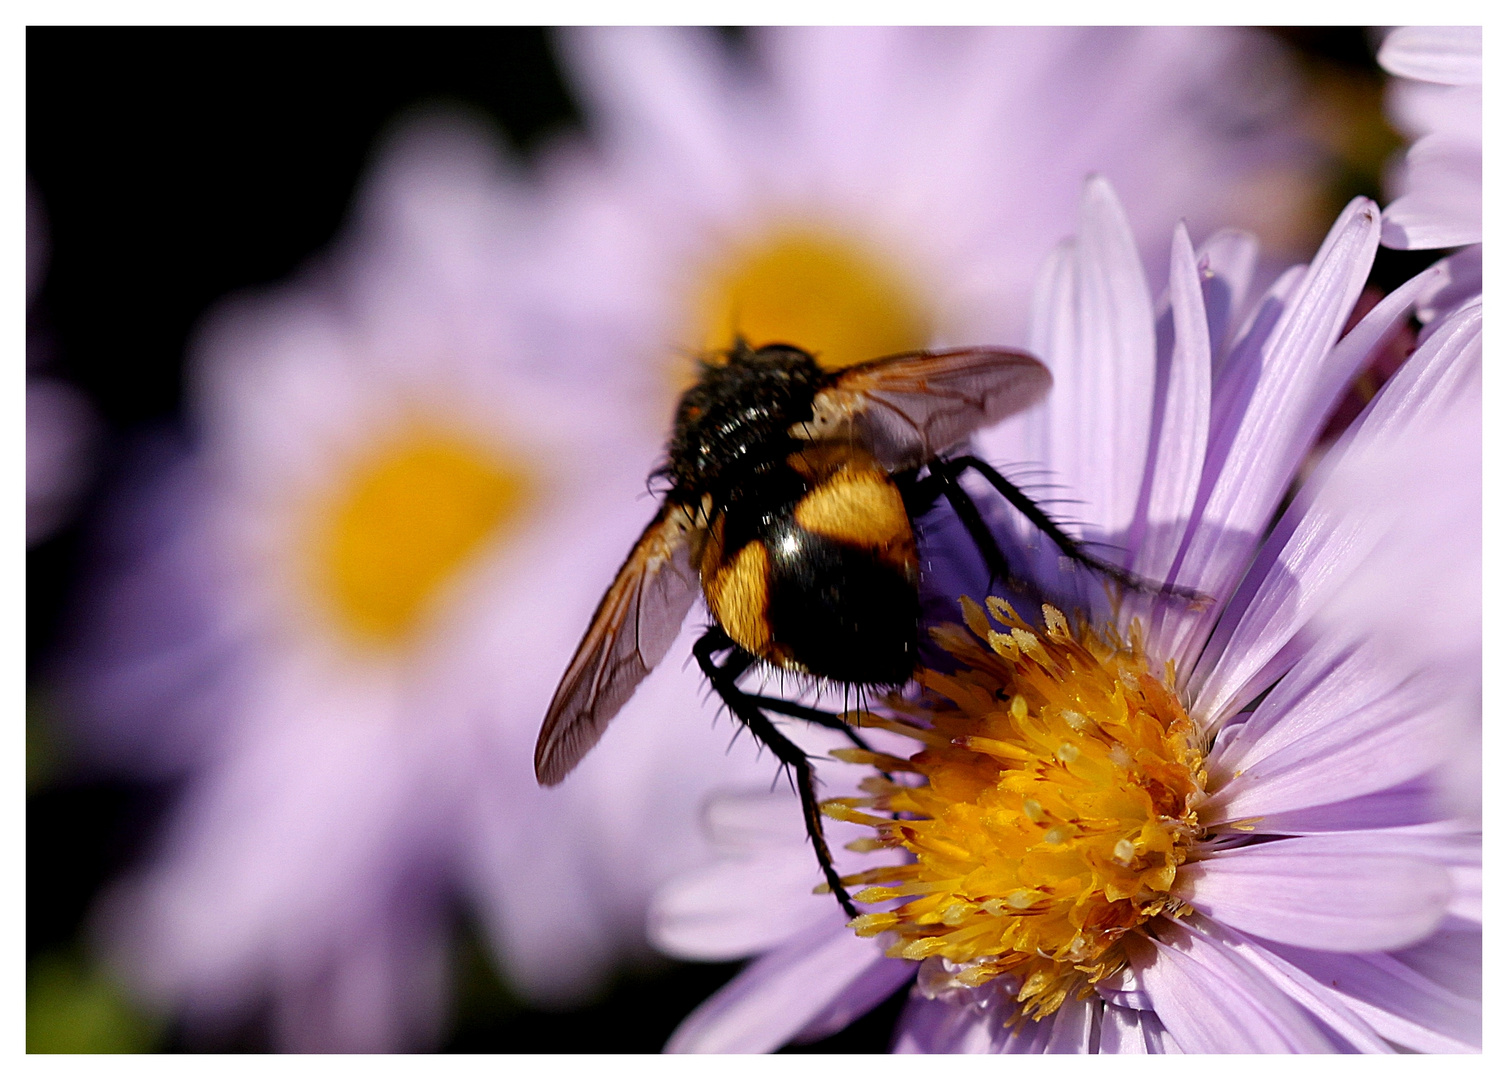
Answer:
xmin=26 ymin=26 xmax=1421 ymax=1053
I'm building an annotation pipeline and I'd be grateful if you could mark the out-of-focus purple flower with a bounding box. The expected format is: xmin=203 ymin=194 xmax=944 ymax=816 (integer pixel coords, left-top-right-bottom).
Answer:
xmin=28 ymin=180 xmax=98 ymax=544
xmin=62 ymin=114 xmax=773 ymax=1051
xmin=650 ymin=182 xmax=1480 ymax=1053
xmin=541 ymin=25 xmax=1310 ymax=429
xmin=28 ymin=378 xmax=99 ymax=545
xmin=1378 ymin=26 xmax=1482 ymax=250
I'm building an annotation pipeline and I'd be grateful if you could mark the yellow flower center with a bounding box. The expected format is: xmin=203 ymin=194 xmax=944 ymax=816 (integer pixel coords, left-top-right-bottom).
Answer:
xmin=309 ymin=426 xmax=532 ymax=647
xmin=827 ymin=598 xmax=1205 ymax=1021
xmin=688 ymin=225 xmax=932 ymax=374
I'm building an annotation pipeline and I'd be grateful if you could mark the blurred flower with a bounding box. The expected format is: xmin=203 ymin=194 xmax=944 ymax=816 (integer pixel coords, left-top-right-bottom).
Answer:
xmin=28 ymin=379 xmax=99 ymax=545
xmin=1378 ymin=26 xmax=1482 ymax=250
xmin=28 ymin=179 xmax=99 ymax=544
xmin=62 ymin=114 xmax=772 ymax=1051
xmin=543 ymin=25 xmax=1311 ymax=434
xmin=651 ymin=182 xmax=1480 ymax=1053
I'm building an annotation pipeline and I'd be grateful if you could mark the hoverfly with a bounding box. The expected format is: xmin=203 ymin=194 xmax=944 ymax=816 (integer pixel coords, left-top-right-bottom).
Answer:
xmin=535 ymin=341 xmax=1156 ymax=915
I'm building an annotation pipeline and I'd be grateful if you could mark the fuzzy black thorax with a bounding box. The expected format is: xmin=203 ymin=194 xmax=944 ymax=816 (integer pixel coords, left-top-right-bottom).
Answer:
xmin=664 ymin=342 xmax=826 ymax=503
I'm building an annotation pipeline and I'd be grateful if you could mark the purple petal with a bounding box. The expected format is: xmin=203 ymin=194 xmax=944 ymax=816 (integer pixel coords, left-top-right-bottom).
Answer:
xmin=1190 ymin=919 xmax=1395 ymax=1052
xmin=1095 ymin=1003 xmax=1149 ymax=1053
xmin=649 ymin=847 xmax=837 ymax=960
xmin=1025 ymin=238 xmax=1078 ymax=400
xmin=791 ymin=953 xmax=915 ymax=1045
xmin=1388 ymin=79 xmax=1480 ymax=143
xmin=1378 ymin=27 xmax=1482 ymax=85
xmin=758 ymin=28 xmax=922 ymax=194
xmin=1132 ymin=920 xmax=1334 ymax=1051
xmin=1392 ymin=921 xmax=1482 ymax=1000
xmin=1040 ymin=995 xmax=1096 ymax=1053
xmin=1096 ymin=1003 xmax=1185 ymax=1053
xmin=1176 ymin=834 xmax=1452 ymax=951
xmin=893 ymin=983 xmax=1011 ymax=1053
xmin=895 ymin=982 xmax=1188 ymax=1053
xmin=1013 ymin=179 xmax=1155 ymax=611
xmin=648 ymin=790 xmax=835 ymax=961
xmin=1202 ymin=642 xmax=1452 ymax=822
xmin=1347 ymin=298 xmax=1480 ymax=430
xmin=1447 ymin=864 xmax=1481 ymax=923
xmin=1195 ymin=228 xmax=1259 ymax=373
xmin=1094 ymin=957 xmax=1154 ymax=1011
xmin=1201 ymin=301 xmax=1480 ymax=819
xmin=1012 ymin=237 xmax=1080 ymax=592
xmin=1127 ymin=221 xmax=1210 ymax=593
xmin=664 ymin=914 xmax=890 ymax=1053
xmin=1064 ymin=176 xmax=1156 ymax=543
xmin=561 ymin=28 xmax=750 ymax=210
xmin=988 ymin=994 xmax=1094 ymax=1054
xmin=893 ymin=979 xmax=1102 ymax=1054
xmin=1151 ymin=199 xmax=1379 ymax=671
xmin=1382 ymin=134 xmax=1483 ymax=249
xmin=1187 ymin=256 xmax=1448 ymax=723
xmin=1244 ymin=774 xmax=1444 ymax=834
xmin=1134 ymin=1009 xmax=1182 ymax=1053
xmin=1415 ymin=245 xmax=1481 ymax=329
xmin=1257 ymin=930 xmax=1481 ymax=1052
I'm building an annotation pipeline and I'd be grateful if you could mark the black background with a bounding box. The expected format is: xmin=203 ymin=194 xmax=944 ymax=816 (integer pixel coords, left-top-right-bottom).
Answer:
xmin=27 ymin=25 xmax=1422 ymax=1053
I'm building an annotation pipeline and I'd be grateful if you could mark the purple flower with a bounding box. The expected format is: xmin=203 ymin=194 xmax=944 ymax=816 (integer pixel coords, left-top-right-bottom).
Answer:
xmin=650 ymin=181 xmax=1480 ymax=1053
xmin=543 ymin=25 xmax=1311 ymax=404
xmin=1378 ymin=26 xmax=1482 ymax=250
xmin=62 ymin=115 xmax=774 ymax=1051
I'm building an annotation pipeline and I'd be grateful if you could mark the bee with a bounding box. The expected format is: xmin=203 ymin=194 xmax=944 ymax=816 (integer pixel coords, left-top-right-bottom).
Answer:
xmin=535 ymin=341 xmax=1155 ymax=915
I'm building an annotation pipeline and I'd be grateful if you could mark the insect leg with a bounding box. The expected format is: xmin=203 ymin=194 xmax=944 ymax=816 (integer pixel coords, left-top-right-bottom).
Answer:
xmin=934 ymin=461 xmax=1022 ymax=589
xmin=742 ymin=695 xmax=875 ymax=750
xmin=897 ymin=464 xmax=1037 ymax=597
xmin=692 ymin=629 xmax=860 ymax=918
xmin=947 ymin=455 xmax=1203 ymax=601
xmin=690 ymin=628 xmax=873 ymax=746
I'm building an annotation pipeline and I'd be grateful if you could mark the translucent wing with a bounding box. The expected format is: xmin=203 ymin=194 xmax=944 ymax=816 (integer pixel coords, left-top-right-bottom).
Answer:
xmin=535 ymin=502 xmax=705 ymax=786
xmin=795 ymin=347 xmax=1052 ymax=470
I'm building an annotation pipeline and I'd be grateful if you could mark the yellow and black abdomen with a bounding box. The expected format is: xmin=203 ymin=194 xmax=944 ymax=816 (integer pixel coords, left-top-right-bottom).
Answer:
xmin=701 ymin=451 xmax=920 ymax=686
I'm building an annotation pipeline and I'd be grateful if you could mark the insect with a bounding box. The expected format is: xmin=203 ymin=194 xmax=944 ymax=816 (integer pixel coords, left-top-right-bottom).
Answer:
xmin=535 ymin=341 xmax=1160 ymax=915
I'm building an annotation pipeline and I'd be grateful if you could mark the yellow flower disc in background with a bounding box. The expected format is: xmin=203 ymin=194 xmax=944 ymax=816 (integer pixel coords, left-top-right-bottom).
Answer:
xmin=690 ymin=226 xmax=933 ymax=372
xmin=312 ymin=429 xmax=532 ymax=646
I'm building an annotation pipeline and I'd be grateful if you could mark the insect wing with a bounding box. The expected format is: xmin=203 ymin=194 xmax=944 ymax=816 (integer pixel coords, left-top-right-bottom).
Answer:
xmin=800 ymin=348 xmax=1051 ymax=470
xmin=535 ymin=503 xmax=704 ymax=786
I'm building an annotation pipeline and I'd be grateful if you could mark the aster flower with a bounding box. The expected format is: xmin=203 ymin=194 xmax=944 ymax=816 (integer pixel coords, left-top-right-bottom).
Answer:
xmin=62 ymin=115 xmax=772 ymax=1051
xmin=1377 ymin=25 xmax=1482 ymax=251
xmin=650 ymin=181 xmax=1480 ymax=1053
xmin=543 ymin=24 xmax=1309 ymax=432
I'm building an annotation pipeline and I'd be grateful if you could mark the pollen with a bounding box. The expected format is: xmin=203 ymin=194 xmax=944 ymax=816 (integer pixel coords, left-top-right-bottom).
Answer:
xmin=830 ymin=598 xmax=1205 ymax=1022
xmin=310 ymin=426 xmax=531 ymax=647
xmin=689 ymin=225 xmax=932 ymax=374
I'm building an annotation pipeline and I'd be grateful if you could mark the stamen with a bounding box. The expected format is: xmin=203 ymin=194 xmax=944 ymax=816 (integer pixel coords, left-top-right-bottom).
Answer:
xmin=847 ymin=711 xmax=954 ymax=748
xmin=845 ymin=601 xmax=1206 ymax=1022
xmin=827 ymin=747 xmax=922 ymax=773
